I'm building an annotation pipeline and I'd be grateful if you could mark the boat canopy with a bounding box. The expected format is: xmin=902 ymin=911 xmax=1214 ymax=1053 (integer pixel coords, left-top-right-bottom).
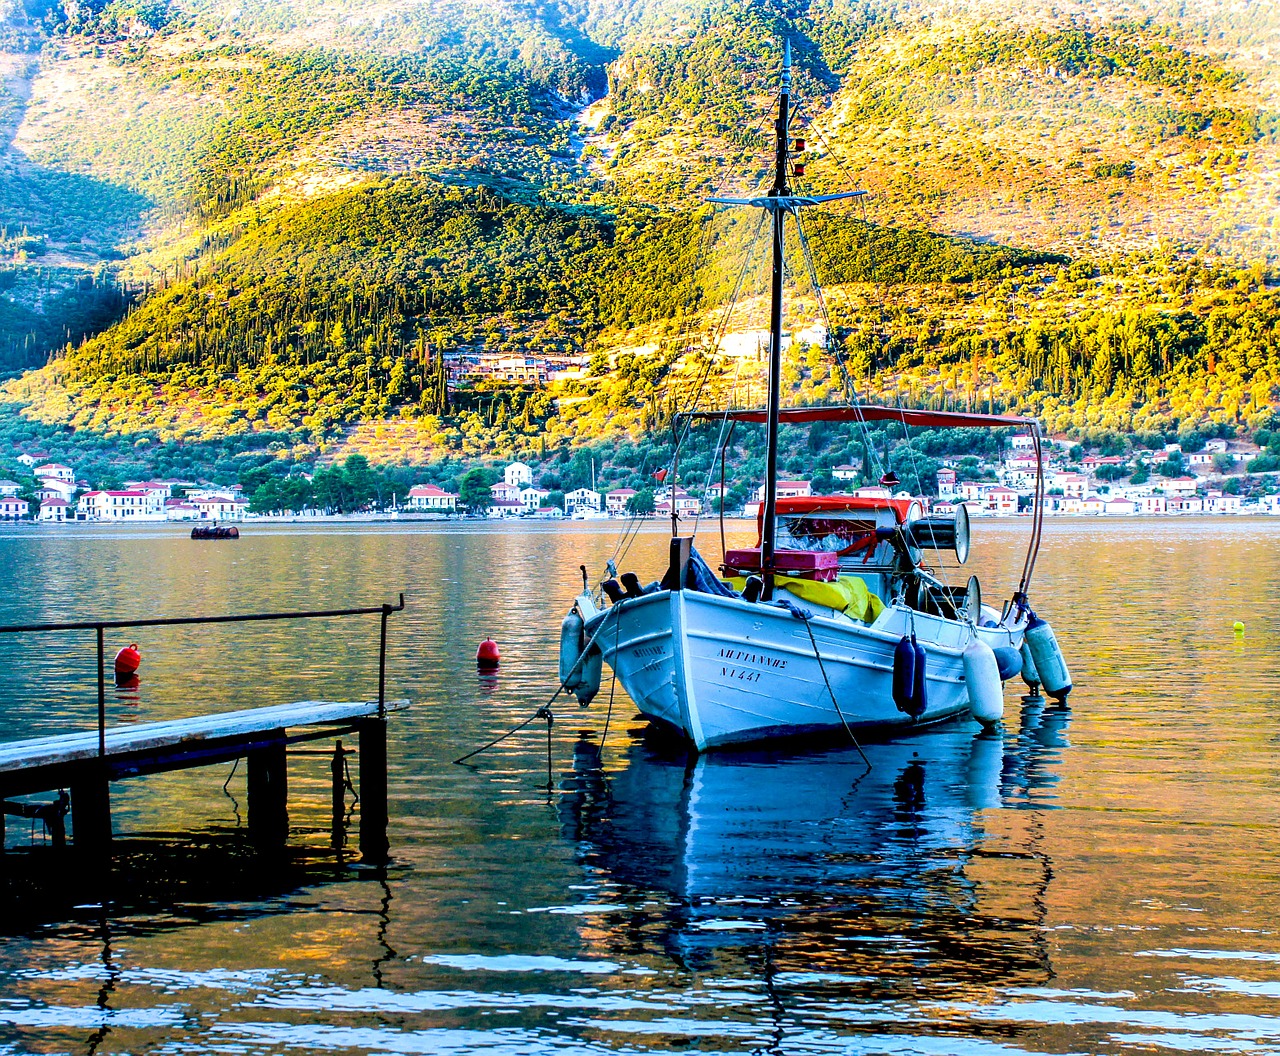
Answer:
xmin=681 ymin=405 xmax=1039 ymax=431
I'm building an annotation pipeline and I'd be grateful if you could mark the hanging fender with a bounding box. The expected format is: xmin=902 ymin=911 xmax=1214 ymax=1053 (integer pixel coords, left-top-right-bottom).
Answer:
xmin=963 ymin=638 xmax=1004 ymax=727
xmin=908 ymin=637 xmax=928 ymax=718
xmin=1025 ymin=614 xmax=1071 ymax=700
xmin=991 ymin=645 xmax=1022 ymax=682
xmin=574 ymin=646 xmax=603 ymax=706
xmin=558 ymin=609 xmax=586 ymax=691
xmin=892 ymin=636 xmax=916 ymax=714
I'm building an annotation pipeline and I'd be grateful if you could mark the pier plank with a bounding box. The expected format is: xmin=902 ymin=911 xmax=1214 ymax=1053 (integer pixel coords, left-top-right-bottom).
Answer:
xmin=0 ymin=699 xmax=409 ymax=774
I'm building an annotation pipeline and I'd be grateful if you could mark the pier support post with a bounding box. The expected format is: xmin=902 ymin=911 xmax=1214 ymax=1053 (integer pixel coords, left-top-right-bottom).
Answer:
xmin=247 ymin=736 xmax=289 ymax=848
xmin=331 ymin=740 xmax=347 ymax=851
xmin=71 ymin=770 xmax=112 ymax=852
xmin=358 ymin=718 xmax=388 ymax=864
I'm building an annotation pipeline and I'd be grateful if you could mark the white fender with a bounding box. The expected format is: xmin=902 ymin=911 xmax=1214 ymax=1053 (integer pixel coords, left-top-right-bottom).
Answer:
xmin=1020 ymin=639 xmax=1040 ymax=688
xmin=559 ymin=609 xmax=585 ymax=691
xmin=574 ymin=647 xmax=603 ymax=705
xmin=1025 ymin=615 xmax=1071 ymax=698
xmin=963 ymin=638 xmax=1004 ymax=726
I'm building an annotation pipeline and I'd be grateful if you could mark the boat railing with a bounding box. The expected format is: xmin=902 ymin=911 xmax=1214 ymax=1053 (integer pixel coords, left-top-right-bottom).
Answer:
xmin=0 ymin=596 xmax=406 ymax=759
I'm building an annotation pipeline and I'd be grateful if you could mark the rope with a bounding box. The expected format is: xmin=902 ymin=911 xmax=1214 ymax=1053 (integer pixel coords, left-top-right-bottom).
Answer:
xmin=799 ymin=615 xmax=870 ymax=769
xmin=453 ymin=607 xmax=617 ymax=765
xmin=596 ymin=610 xmax=623 ymax=759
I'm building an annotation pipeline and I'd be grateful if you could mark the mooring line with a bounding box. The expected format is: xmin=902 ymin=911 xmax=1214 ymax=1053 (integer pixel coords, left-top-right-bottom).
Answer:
xmin=800 ymin=616 xmax=871 ymax=770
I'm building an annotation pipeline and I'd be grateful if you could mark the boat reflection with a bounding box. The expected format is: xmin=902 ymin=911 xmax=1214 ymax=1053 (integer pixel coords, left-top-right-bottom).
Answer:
xmin=560 ymin=702 xmax=1071 ymax=992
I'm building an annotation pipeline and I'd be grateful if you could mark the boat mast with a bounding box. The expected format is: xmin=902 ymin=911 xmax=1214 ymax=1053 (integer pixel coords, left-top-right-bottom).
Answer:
xmin=760 ymin=42 xmax=791 ymax=601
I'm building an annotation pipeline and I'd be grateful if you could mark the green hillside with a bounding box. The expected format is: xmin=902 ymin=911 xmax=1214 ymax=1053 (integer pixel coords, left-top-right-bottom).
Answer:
xmin=1 ymin=0 xmax=1278 ymax=489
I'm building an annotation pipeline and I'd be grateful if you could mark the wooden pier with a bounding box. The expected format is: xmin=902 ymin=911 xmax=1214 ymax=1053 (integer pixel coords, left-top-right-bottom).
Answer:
xmin=0 ymin=599 xmax=407 ymax=864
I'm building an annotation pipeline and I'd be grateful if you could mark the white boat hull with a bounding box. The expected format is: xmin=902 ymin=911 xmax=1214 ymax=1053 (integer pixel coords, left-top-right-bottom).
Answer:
xmin=589 ymin=589 xmax=1024 ymax=751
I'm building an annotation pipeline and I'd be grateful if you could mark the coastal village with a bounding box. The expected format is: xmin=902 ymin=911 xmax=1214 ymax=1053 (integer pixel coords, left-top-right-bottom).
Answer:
xmin=2 ymin=432 xmax=1278 ymax=523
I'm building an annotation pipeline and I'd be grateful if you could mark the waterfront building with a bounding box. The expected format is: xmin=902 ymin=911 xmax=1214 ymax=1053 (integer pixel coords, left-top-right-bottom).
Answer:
xmin=192 ymin=495 xmax=247 ymax=520
xmin=605 ymin=488 xmax=636 ymax=514
xmin=986 ymin=487 xmax=1019 ymax=514
xmin=564 ymin=487 xmax=602 ymax=514
xmin=0 ymin=496 xmax=28 ymax=519
xmin=1104 ymin=497 xmax=1139 ymax=516
xmin=406 ymin=485 xmax=458 ymax=512
xmin=487 ymin=499 xmax=524 ymax=519
xmin=490 ymin=481 xmax=522 ymax=503
xmin=78 ymin=490 xmax=163 ymax=520
xmin=518 ymin=486 xmax=549 ymax=513
xmin=38 ymin=498 xmax=69 ymax=522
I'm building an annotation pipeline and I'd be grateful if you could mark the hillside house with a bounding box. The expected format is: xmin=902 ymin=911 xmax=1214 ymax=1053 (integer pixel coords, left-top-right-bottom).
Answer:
xmin=832 ymin=463 xmax=861 ymax=481
xmin=489 ymin=481 xmax=522 ymax=503
xmin=0 ymin=480 xmax=20 ymax=497
xmin=936 ymin=468 xmax=957 ymax=498
xmin=33 ymin=462 xmax=74 ymax=483
xmin=1165 ymin=477 xmax=1199 ymax=497
xmin=504 ymin=462 xmax=533 ymax=488
xmin=37 ymin=478 xmax=76 ymax=502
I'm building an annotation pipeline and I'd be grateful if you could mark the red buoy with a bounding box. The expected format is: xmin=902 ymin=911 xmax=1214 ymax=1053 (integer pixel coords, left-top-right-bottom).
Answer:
xmin=476 ymin=639 xmax=500 ymax=668
xmin=114 ymin=643 xmax=141 ymax=677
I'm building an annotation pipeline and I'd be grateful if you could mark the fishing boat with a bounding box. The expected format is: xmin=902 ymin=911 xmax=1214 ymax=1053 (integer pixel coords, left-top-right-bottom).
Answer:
xmin=557 ymin=45 xmax=1072 ymax=752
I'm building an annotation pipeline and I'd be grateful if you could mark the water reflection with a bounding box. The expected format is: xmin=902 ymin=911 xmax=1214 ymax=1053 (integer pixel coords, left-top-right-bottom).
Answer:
xmin=560 ymin=707 xmax=1072 ymax=1006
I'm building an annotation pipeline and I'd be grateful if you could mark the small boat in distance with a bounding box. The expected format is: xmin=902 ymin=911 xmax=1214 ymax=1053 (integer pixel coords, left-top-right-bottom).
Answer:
xmin=557 ymin=44 xmax=1072 ymax=753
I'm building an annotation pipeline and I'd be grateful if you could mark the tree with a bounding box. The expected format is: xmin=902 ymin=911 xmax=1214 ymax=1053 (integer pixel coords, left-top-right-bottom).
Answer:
xmin=626 ymin=487 xmax=655 ymax=515
xmin=546 ymin=489 xmax=566 ymax=511
xmin=343 ymin=454 xmax=378 ymax=510
xmin=458 ymin=468 xmax=497 ymax=512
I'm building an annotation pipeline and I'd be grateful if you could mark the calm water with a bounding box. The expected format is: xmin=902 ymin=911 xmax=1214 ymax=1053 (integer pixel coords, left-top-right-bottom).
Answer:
xmin=1 ymin=518 xmax=1279 ymax=1055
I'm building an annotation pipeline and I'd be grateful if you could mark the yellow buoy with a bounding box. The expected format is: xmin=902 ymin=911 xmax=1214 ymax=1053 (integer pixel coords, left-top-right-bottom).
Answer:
xmin=1233 ymin=621 xmax=1245 ymax=635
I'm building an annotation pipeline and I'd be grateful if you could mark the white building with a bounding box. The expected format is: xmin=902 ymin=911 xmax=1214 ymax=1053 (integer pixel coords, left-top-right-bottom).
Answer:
xmin=519 ymin=486 xmax=549 ymax=513
xmin=1206 ymin=490 xmax=1242 ymax=514
xmin=0 ymin=479 xmax=21 ymax=497
xmin=656 ymin=489 xmax=701 ymax=517
xmin=487 ymin=499 xmax=524 ymax=519
xmin=0 ymin=496 xmax=28 ymax=519
xmin=1206 ymin=439 xmax=1229 ymax=453
xmin=15 ymin=454 xmax=42 ymax=468
xmin=406 ymin=484 xmax=458 ymax=512
xmin=1165 ymin=476 xmax=1199 ymax=497
xmin=1142 ymin=495 xmax=1168 ymax=515
xmin=78 ymin=490 xmax=163 ymax=520
xmin=32 ymin=462 xmax=74 ymax=483
xmin=192 ymin=494 xmax=247 ymax=520
xmin=605 ymin=488 xmax=636 ymax=514
xmin=752 ymin=480 xmax=812 ymax=502
xmin=37 ymin=477 xmax=77 ymax=503
xmin=39 ymin=497 xmax=69 ymax=522
xmin=504 ymin=462 xmax=533 ymax=488
xmin=986 ymin=486 xmax=1019 ymax=514
xmin=936 ymin=468 xmax=957 ymax=498
xmin=164 ymin=501 xmax=201 ymax=521
xmin=1010 ymin=434 xmax=1035 ymax=451
xmin=564 ymin=487 xmax=602 ymax=513
xmin=1104 ymin=497 xmax=1138 ymax=515
xmin=490 ymin=480 xmax=522 ymax=503
xmin=1051 ymin=473 xmax=1088 ymax=498
xmin=833 ymin=464 xmax=861 ymax=481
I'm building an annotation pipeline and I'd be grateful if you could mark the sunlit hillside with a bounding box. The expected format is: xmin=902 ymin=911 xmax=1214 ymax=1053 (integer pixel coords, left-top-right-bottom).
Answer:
xmin=0 ymin=0 xmax=1278 ymax=490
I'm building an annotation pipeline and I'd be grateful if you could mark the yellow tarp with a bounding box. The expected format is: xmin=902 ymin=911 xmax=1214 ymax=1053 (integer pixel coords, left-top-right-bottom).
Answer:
xmin=723 ymin=574 xmax=885 ymax=623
